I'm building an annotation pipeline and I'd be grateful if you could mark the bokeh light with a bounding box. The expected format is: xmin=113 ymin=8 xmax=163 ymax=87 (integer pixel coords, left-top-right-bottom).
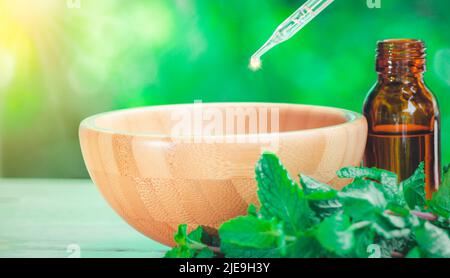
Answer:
xmin=434 ymin=49 xmax=450 ymax=86
xmin=0 ymin=48 xmax=15 ymax=89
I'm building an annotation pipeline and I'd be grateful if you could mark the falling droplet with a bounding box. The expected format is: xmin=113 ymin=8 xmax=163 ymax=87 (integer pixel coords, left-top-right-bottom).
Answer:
xmin=249 ymin=56 xmax=262 ymax=71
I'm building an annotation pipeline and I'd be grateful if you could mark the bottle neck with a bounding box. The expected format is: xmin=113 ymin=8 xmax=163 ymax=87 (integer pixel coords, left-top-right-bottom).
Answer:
xmin=377 ymin=71 xmax=424 ymax=83
xmin=376 ymin=39 xmax=426 ymax=83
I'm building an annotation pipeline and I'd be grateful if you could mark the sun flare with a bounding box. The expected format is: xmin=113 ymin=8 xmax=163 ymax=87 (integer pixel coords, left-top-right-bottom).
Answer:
xmin=4 ymin=0 xmax=60 ymax=27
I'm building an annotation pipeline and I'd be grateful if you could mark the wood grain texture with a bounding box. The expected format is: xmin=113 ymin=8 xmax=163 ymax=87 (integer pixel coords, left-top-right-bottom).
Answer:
xmin=79 ymin=103 xmax=368 ymax=246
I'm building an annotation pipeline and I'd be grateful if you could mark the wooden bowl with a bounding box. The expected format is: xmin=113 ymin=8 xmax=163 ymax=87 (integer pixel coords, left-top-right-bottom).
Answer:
xmin=79 ymin=103 xmax=367 ymax=246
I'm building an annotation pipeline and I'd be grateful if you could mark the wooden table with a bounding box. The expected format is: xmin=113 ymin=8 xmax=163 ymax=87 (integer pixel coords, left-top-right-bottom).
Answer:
xmin=0 ymin=179 xmax=169 ymax=258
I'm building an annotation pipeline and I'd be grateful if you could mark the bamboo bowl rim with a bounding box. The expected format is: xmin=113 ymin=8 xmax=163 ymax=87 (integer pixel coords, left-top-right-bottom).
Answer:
xmin=79 ymin=102 xmax=364 ymax=139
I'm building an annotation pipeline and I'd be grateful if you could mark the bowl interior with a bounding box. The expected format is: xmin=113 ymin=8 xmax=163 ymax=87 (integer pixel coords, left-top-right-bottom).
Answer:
xmin=84 ymin=103 xmax=354 ymax=137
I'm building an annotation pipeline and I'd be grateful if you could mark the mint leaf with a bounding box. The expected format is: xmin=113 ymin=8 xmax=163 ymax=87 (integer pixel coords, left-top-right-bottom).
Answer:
xmin=377 ymin=184 xmax=405 ymax=207
xmin=400 ymin=162 xmax=426 ymax=210
xmin=374 ymin=215 xmax=416 ymax=258
xmin=337 ymin=166 xmax=398 ymax=187
xmin=255 ymin=152 xmax=317 ymax=233
xmin=378 ymin=237 xmax=413 ymax=258
xmin=164 ymin=225 xmax=215 ymax=258
xmin=386 ymin=203 xmax=410 ymax=217
xmin=406 ymin=247 xmax=422 ymax=258
xmin=432 ymin=216 xmax=450 ymax=230
xmin=219 ymin=215 xmax=287 ymax=258
xmin=220 ymin=241 xmax=283 ymax=258
xmin=164 ymin=246 xmax=193 ymax=258
xmin=219 ymin=216 xmax=284 ymax=249
xmin=429 ymin=170 xmax=450 ymax=218
xmin=299 ymin=174 xmax=336 ymax=195
xmin=351 ymin=224 xmax=376 ymax=258
xmin=371 ymin=213 xmax=411 ymax=240
xmin=288 ymin=235 xmax=329 ymax=258
xmin=195 ymin=248 xmax=215 ymax=258
xmin=341 ymin=178 xmax=368 ymax=192
xmin=315 ymin=212 xmax=354 ymax=255
xmin=338 ymin=166 xmax=403 ymax=205
xmin=199 ymin=226 xmax=220 ymax=248
xmin=173 ymin=224 xmax=196 ymax=246
xmin=300 ymin=174 xmax=342 ymax=219
xmin=414 ymin=222 xmax=450 ymax=258
xmin=164 ymin=154 xmax=450 ymax=259
xmin=338 ymin=180 xmax=387 ymax=221
xmin=247 ymin=204 xmax=259 ymax=217
xmin=221 ymin=235 xmax=325 ymax=258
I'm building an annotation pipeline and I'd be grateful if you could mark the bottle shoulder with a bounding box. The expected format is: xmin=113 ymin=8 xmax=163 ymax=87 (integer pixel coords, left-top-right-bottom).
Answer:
xmin=364 ymin=81 xmax=439 ymax=111
xmin=363 ymin=81 xmax=439 ymax=129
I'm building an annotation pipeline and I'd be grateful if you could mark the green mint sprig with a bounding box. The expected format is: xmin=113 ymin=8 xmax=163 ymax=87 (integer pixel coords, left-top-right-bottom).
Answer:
xmin=164 ymin=153 xmax=450 ymax=258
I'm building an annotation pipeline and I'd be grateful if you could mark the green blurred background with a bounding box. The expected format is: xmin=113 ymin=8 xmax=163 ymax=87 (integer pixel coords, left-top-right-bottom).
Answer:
xmin=0 ymin=0 xmax=449 ymax=178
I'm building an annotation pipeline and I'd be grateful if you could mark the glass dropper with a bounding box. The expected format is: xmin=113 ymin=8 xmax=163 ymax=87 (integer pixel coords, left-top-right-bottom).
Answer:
xmin=250 ymin=0 xmax=335 ymax=70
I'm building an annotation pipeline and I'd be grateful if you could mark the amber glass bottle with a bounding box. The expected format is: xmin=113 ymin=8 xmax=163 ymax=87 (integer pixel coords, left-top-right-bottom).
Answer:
xmin=363 ymin=39 xmax=441 ymax=198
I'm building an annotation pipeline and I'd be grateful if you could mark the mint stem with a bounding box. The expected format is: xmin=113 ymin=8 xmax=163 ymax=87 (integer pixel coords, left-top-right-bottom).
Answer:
xmin=209 ymin=246 xmax=221 ymax=253
xmin=410 ymin=211 xmax=438 ymax=221
xmin=385 ymin=209 xmax=438 ymax=221
xmin=188 ymin=240 xmax=221 ymax=254
xmin=391 ymin=251 xmax=404 ymax=258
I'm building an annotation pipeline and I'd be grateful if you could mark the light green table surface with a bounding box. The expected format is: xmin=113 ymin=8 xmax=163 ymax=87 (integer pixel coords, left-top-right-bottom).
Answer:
xmin=0 ymin=179 xmax=169 ymax=258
